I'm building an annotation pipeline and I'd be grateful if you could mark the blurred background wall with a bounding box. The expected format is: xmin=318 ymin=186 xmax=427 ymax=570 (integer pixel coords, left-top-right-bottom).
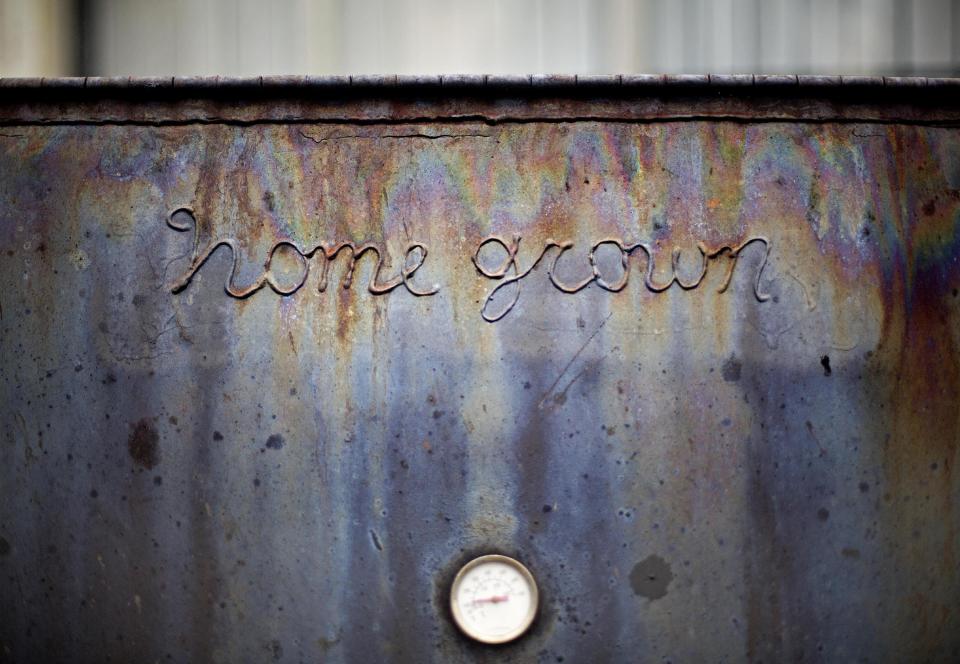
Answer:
xmin=1 ymin=0 xmax=959 ymax=77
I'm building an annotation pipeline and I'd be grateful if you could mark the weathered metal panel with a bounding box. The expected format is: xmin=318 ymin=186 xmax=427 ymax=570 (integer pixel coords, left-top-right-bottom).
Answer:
xmin=1 ymin=77 xmax=959 ymax=663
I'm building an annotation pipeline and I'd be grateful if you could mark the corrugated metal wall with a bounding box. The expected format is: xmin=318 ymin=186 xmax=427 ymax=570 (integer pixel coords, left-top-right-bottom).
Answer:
xmin=2 ymin=0 xmax=959 ymax=77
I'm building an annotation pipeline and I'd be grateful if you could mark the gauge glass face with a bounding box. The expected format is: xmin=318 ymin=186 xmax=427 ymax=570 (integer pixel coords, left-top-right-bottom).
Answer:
xmin=451 ymin=555 xmax=537 ymax=643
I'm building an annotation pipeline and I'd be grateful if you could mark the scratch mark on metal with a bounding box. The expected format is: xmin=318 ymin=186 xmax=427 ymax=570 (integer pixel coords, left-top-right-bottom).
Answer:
xmin=805 ymin=420 xmax=828 ymax=457
xmin=788 ymin=272 xmax=818 ymax=311
xmin=539 ymin=314 xmax=613 ymax=410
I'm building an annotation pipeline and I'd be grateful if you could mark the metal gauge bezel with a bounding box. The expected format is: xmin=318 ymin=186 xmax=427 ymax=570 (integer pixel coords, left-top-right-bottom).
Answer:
xmin=449 ymin=554 xmax=539 ymax=644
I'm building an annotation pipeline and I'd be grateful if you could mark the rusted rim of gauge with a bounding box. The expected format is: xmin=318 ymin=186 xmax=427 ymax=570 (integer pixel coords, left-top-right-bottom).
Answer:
xmin=449 ymin=554 xmax=539 ymax=645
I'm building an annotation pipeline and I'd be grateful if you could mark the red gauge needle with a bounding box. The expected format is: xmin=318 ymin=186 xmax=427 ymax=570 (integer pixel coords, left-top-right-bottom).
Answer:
xmin=473 ymin=595 xmax=509 ymax=605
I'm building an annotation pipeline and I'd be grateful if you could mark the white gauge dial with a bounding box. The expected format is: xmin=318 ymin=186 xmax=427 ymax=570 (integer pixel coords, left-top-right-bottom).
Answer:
xmin=450 ymin=554 xmax=538 ymax=644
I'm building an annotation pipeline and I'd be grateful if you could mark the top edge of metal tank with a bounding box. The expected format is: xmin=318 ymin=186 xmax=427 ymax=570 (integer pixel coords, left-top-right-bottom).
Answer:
xmin=1 ymin=74 xmax=959 ymax=124
xmin=1 ymin=73 xmax=958 ymax=90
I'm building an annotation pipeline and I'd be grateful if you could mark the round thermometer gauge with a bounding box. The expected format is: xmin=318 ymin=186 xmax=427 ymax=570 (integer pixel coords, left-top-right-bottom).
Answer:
xmin=450 ymin=554 xmax=539 ymax=644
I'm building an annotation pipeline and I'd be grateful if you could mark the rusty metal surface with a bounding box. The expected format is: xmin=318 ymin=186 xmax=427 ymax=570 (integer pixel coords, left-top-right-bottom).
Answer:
xmin=1 ymin=79 xmax=959 ymax=662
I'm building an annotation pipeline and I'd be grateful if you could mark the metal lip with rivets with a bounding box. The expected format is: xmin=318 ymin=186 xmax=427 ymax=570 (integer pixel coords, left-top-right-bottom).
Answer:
xmin=0 ymin=74 xmax=957 ymax=91
xmin=449 ymin=554 xmax=540 ymax=645
xmin=1 ymin=74 xmax=958 ymax=125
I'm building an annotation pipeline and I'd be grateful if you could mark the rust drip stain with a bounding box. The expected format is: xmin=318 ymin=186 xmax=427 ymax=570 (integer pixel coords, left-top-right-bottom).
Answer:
xmin=860 ymin=128 xmax=960 ymax=613
xmin=127 ymin=419 xmax=160 ymax=469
